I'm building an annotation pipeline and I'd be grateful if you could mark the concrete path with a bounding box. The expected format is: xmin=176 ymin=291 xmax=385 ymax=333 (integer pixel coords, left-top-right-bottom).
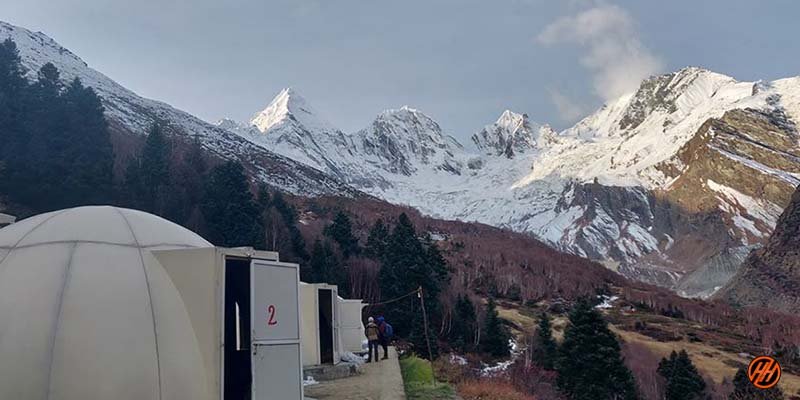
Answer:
xmin=304 ymin=347 xmax=406 ymax=400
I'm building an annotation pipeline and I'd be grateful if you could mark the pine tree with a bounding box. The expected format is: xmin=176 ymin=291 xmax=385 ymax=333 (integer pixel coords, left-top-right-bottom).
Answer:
xmin=0 ymin=39 xmax=26 ymax=157
xmin=657 ymin=350 xmax=706 ymax=400
xmin=256 ymin=184 xmax=271 ymax=210
xmin=365 ymin=218 xmax=389 ymax=259
xmin=409 ymin=310 xmax=439 ymax=360
xmin=0 ymin=39 xmax=28 ymax=200
xmin=324 ymin=211 xmax=359 ymax=258
xmin=480 ymin=297 xmax=511 ymax=358
xmin=533 ymin=312 xmax=558 ymax=370
xmin=201 ymin=161 xmax=264 ymax=248
xmin=137 ymin=123 xmax=171 ymax=213
xmin=730 ymin=367 xmax=785 ymax=400
xmin=556 ymin=298 xmax=637 ymax=400
xmin=379 ymin=213 xmax=449 ymax=341
xmin=57 ymin=77 xmax=113 ymax=208
xmin=168 ymin=136 xmax=207 ymax=228
xmin=450 ymin=294 xmax=477 ymax=352
xmin=0 ymin=55 xmax=113 ymax=212
xmin=310 ymin=239 xmax=337 ymax=283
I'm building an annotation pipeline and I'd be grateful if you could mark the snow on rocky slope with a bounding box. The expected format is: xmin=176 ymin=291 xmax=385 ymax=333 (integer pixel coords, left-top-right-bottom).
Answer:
xmin=0 ymin=21 xmax=356 ymax=197
xmin=471 ymin=110 xmax=557 ymax=158
xmin=222 ymin=68 xmax=800 ymax=296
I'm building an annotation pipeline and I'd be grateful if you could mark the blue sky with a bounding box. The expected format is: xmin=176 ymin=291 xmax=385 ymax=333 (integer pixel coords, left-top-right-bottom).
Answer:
xmin=2 ymin=0 xmax=799 ymax=140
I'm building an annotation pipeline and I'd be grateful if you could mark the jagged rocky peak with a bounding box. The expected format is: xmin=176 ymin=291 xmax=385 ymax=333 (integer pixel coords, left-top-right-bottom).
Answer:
xmin=363 ymin=106 xmax=462 ymax=152
xmin=250 ymin=87 xmax=337 ymax=134
xmin=472 ymin=110 xmax=549 ymax=158
xmin=618 ymin=67 xmax=736 ymax=130
xmin=357 ymin=106 xmax=464 ymax=175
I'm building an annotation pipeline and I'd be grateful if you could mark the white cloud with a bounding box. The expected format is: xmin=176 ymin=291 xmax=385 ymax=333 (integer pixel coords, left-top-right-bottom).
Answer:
xmin=549 ymin=90 xmax=586 ymax=122
xmin=538 ymin=2 xmax=663 ymax=104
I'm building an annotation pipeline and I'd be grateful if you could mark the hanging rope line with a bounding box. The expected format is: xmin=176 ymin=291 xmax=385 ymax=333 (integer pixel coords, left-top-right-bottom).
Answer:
xmin=367 ymin=287 xmax=422 ymax=307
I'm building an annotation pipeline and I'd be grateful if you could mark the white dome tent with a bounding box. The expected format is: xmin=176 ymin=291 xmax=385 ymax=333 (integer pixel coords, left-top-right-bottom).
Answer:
xmin=0 ymin=206 xmax=213 ymax=400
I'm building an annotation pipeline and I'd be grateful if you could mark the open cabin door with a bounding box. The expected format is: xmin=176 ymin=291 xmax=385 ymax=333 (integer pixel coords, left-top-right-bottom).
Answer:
xmin=316 ymin=287 xmax=340 ymax=364
xmin=332 ymin=287 xmax=340 ymax=363
xmin=250 ymin=260 xmax=303 ymax=400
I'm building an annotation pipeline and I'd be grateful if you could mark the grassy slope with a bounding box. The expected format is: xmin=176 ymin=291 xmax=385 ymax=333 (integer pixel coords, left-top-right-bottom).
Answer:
xmin=611 ymin=324 xmax=800 ymax=395
xmin=400 ymin=355 xmax=456 ymax=400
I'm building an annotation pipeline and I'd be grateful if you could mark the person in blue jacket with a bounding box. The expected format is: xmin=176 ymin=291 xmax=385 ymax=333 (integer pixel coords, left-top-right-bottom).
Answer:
xmin=376 ymin=316 xmax=394 ymax=360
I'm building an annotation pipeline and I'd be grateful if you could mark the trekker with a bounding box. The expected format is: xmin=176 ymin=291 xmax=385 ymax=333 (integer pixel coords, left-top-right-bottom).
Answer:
xmin=365 ymin=316 xmax=380 ymax=363
xmin=377 ymin=316 xmax=393 ymax=360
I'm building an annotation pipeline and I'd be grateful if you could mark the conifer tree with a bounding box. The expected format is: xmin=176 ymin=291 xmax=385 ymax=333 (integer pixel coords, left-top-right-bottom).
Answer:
xmin=0 ymin=40 xmax=26 ymax=138
xmin=309 ymin=239 xmax=341 ymax=285
xmin=256 ymin=184 xmax=271 ymax=210
xmin=140 ymin=123 xmax=170 ymax=211
xmin=201 ymin=161 xmax=264 ymax=248
xmin=268 ymin=192 xmax=308 ymax=262
xmin=450 ymin=294 xmax=477 ymax=352
xmin=533 ymin=311 xmax=558 ymax=370
xmin=409 ymin=310 xmax=439 ymax=360
xmin=168 ymin=136 xmax=208 ymax=228
xmin=379 ymin=213 xmax=449 ymax=340
xmin=730 ymin=367 xmax=784 ymax=400
xmin=657 ymin=350 xmax=706 ymax=400
xmin=0 ymin=54 xmax=113 ymax=212
xmin=480 ymin=297 xmax=511 ymax=358
xmin=556 ymin=298 xmax=637 ymax=400
xmin=324 ymin=211 xmax=359 ymax=258
xmin=56 ymin=77 xmax=113 ymax=208
xmin=365 ymin=218 xmax=389 ymax=259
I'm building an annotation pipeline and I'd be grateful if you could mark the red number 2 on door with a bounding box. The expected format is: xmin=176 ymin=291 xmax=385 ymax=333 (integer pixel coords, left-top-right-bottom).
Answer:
xmin=267 ymin=305 xmax=278 ymax=326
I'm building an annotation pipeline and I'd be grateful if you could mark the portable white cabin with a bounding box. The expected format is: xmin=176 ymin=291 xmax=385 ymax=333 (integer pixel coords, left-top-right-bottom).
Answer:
xmin=300 ymin=282 xmax=341 ymax=366
xmin=154 ymin=246 xmax=304 ymax=400
xmin=337 ymin=297 xmax=367 ymax=353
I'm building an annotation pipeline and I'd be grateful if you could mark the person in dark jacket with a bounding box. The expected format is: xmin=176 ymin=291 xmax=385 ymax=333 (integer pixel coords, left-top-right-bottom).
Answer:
xmin=365 ymin=317 xmax=380 ymax=363
xmin=377 ymin=316 xmax=393 ymax=360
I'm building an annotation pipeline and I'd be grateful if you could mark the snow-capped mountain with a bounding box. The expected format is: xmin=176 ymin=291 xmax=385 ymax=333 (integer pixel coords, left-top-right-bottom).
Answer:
xmin=218 ymin=94 xmax=466 ymax=188
xmin=353 ymin=106 xmax=464 ymax=176
xmin=222 ymin=67 xmax=800 ymax=296
xmin=0 ymin=21 xmax=355 ymax=197
xmin=472 ymin=110 xmax=557 ymax=158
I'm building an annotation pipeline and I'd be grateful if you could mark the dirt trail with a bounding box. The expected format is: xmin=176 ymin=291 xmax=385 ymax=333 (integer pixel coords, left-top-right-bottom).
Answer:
xmin=304 ymin=347 xmax=406 ymax=400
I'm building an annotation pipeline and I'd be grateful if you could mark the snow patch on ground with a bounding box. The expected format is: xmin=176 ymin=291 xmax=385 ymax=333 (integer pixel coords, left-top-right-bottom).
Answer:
xmin=595 ymin=295 xmax=620 ymax=309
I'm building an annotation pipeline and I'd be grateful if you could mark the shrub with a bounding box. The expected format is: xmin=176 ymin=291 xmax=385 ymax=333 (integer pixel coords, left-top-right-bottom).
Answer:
xmin=458 ymin=379 xmax=536 ymax=400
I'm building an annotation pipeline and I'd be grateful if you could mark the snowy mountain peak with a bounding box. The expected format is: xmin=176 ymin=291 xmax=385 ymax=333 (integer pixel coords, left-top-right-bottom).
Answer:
xmin=472 ymin=109 xmax=544 ymax=158
xmin=616 ymin=67 xmax=737 ymax=132
xmin=369 ymin=106 xmax=458 ymax=148
xmin=250 ymin=87 xmax=337 ymax=134
xmin=355 ymin=106 xmax=464 ymax=175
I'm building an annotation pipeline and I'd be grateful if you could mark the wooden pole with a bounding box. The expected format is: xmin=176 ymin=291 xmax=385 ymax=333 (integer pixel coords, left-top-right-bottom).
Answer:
xmin=418 ymin=286 xmax=436 ymax=385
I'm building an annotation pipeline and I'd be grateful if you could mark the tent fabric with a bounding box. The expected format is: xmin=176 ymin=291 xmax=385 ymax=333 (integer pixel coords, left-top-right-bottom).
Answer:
xmin=0 ymin=206 xmax=213 ymax=400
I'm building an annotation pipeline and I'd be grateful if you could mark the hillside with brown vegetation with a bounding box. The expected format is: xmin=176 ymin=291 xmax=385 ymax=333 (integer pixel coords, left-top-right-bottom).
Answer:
xmin=293 ymin=195 xmax=800 ymax=352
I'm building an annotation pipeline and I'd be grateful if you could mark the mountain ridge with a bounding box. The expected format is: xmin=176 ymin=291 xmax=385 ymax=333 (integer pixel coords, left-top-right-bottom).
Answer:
xmin=0 ymin=21 xmax=358 ymax=198
xmin=218 ymin=67 xmax=800 ymax=297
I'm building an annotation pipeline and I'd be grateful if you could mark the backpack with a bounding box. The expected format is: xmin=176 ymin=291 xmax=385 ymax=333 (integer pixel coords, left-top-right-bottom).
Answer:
xmin=383 ymin=323 xmax=394 ymax=338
